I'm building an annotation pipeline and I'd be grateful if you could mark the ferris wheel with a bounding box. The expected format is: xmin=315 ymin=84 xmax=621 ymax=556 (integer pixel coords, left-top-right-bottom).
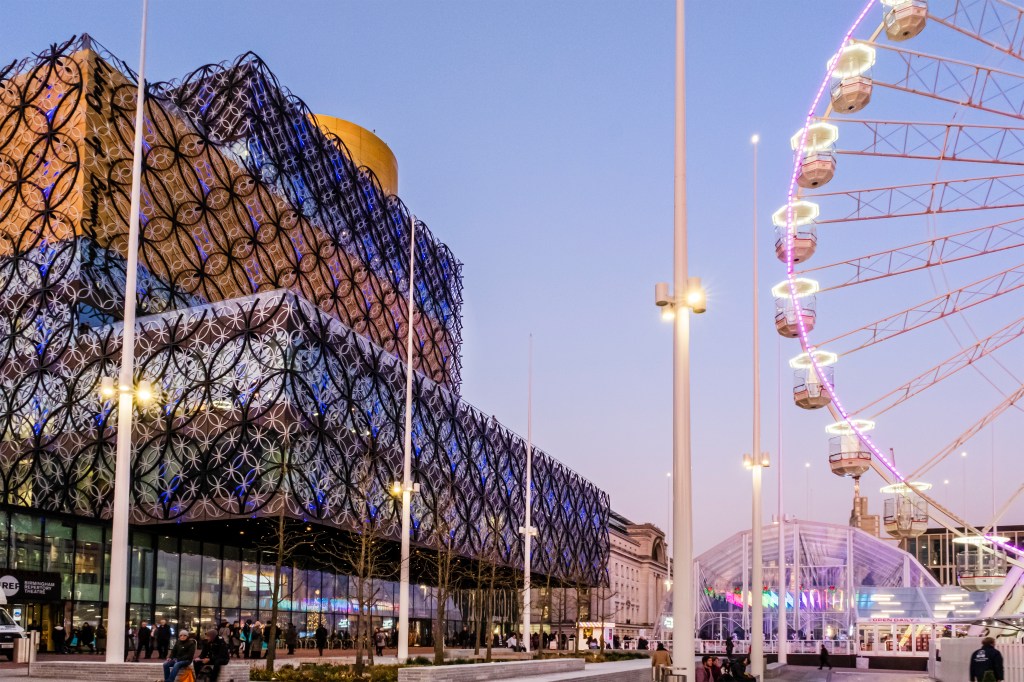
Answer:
xmin=779 ymin=0 xmax=1024 ymax=593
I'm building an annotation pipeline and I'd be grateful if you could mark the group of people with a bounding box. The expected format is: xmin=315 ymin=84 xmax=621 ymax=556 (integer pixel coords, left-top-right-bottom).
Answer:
xmin=162 ymin=628 xmax=230 ymax=682
xmin=50 ymin=621 xmax=106 ymax=654
xmin=649 ymin=647 xmax=754 ymax=682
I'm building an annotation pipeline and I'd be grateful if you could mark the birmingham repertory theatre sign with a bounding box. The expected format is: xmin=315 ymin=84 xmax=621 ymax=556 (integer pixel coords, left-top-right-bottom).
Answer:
xmin=0 ymin=35 xmax=608 ymax=584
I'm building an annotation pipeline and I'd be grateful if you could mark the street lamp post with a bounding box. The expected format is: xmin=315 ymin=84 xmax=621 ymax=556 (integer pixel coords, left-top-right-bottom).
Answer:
xmin=747 ymin=131 xmax=766 ymax=680
xmin=106 ymin=0 xmax=149 ymax=663
xmin=397 ymin=214 xmax=418 ymax=665
xmin=804 ymin=462 xmax=811 ymax=517
xmin=654 ymin=1 xmax=707 ymax=675
xmin=961 ymin=451 xmax=968 ymax=525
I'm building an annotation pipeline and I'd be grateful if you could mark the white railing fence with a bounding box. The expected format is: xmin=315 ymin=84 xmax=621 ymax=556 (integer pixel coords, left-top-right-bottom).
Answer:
xmin=696 ymin=639 xmax=855 ymax=656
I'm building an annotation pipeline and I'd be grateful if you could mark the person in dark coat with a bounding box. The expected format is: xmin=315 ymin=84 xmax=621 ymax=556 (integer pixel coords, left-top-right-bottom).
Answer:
xmin=163 ymin=630 xmax=196 ymax=682
xmin=314 ymin=624 xmax=328 ymax=656
xmin=249 ymin=621 xmax=263 ymax=660
xmin=95 ymin=623 xmax=106 ymax=655
xmin=154 ymin=620 xmax=172 ymax=659
xmin=194 ymin=628 xmax=230 ymax=682
xmin=135 ymin=621 xmax=152 ymax=660
xmin=725 ymin=635 xmax=734 ymax=657
xmin=819 ymin=643 xmax=832 ymax=670
xmin=285 ymin=623 xmax=298 ymax=655
xmin=970 ymin=637 xmax=1005 ymax=682
xmin=79 ymin=622 xmax=95 ymax=654
xmin=51 ymin=624 xmax=67 ymax=654
xmin=242 ymin=621 xmax=252 ymax=658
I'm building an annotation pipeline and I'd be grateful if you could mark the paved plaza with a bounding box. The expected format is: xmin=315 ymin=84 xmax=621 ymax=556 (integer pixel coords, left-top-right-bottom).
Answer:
xmin=0 ymin=660 xmax=938 ymax=682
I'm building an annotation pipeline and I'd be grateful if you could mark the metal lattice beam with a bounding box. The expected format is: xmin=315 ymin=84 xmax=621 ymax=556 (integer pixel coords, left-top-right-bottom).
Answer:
xmin=799 ymin=217 xmax=1024 ymax=289
xmin=831 ymin=119 xmax=1024 ymax=165
xmin=861 ymin=40 xmax=1024 ymax=120
xmin=807 ymin=173 xmax=1024 ymax=223
xmin=930 ymin=0 xmax=1024 ymax=62
xmin=856 ymin=312 xmax=1024 ymax=417
xmin=822 ymin=261 xmax=1024 ymax=354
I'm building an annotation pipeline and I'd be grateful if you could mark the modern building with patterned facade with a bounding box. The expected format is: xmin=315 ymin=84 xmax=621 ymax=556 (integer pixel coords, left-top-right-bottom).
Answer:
xmin=0 ymin=35 xmax=609 ymax=647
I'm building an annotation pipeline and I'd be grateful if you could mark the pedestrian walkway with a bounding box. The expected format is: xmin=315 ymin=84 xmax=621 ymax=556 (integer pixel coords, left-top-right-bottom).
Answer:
xmin=773 ymin=665 xmax=930 ymax=682
xmin=522 ymin=658 xmax=648 ymax=681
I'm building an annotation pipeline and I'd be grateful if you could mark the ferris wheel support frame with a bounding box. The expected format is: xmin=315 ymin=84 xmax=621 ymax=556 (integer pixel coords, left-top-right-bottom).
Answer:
xmin=786 ymin=0 xmax=1024 ymax=571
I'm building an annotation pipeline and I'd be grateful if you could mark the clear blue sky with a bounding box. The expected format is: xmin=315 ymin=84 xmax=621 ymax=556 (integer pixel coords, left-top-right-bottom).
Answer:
xmin=3 ymin=1 xmax=1021 ymax=553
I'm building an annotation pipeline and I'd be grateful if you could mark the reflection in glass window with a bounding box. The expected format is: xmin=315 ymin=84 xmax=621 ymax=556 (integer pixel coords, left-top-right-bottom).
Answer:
xmin=74 ymin=525 xmax=102 ymax=601
xmin=11 ymin=514 xmax=42 ymax=570
xmin=201 ymin=543 xmax=221 ymax=610
xmin=222 ymin=546 xmax=240 ymax=610
xmin=129 ymin=532 xmax=154 ymax=604
xmin=180 ymin=540 xmax=202 ymax=606
xmin=45 ymin=519 xmax=73 ymax=599
xmin=156 ymin=536 xmax=179 ymax=606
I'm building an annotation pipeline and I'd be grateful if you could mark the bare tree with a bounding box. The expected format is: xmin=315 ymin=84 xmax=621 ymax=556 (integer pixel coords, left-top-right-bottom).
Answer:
xmin=421 ymin=485 xmax=468 ymax=664
xmin=342 ymin=451 xmax=389 ymax=675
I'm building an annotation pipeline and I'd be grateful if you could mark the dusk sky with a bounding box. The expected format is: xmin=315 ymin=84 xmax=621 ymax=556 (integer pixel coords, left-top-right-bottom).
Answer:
xmin=4 ymin=1 xmax=1022 ymax=554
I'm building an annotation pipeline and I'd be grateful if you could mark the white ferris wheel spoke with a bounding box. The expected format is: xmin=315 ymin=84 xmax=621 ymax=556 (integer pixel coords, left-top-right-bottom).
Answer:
xmin=806 ymin=173 xmax=1024 ymax=222
xmin=799 ymin=216 xmax=1024 ymax=290
xmin=930 ymin=0 xmax=1024 ymax=62
xmin=827 ymin=119 xmax=1024 ymax=166
xmin=907 ymin=381 xmax=1024 ymax=481
xmin=855 ymin=40 xmax=1024 ymax=120
xmin=855 ymin=312 xmax=1024 ymax=417
xmin=820 ymin=260 xmax=1024 ymax=354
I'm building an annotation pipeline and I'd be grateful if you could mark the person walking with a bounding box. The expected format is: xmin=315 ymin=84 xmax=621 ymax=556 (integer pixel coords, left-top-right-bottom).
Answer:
xmin=135 ymin=620 xmax=152 ymax=660
xmin=970 ymin=637 xmax=1005 ymax=682
xmin=650 ymin=642 xmax=672 ymax=681
xmin=725 ymin=635 xmax=734 ymax=658
xmin=163 ymin=630 xmax=196 ymax=682
xmin=819 ymin=643 xmax=833 ymax=670
xmin=249 ymin=621 xmax=264 ymax=660
xmin=242 ymin=620 xmax=252 ymax=659
xmin=374 ymin=628 xmax=386 ymax=656
xmin=95 ymin=623 xmax=106 ymax=655
xmin=285 ymin=622 xmax=298 ymax=655
xmin=229 ymin=622 xmax=241 ymax=659
xmin=51 ymin=623 xmax=66 ymax=654
xmin=315 ymin=623 xmax=328 ymax=657
xmin=155 ymin=620 xmax=172 ymax=659
xmin=218 ymin=621 xmax=231 ymax=652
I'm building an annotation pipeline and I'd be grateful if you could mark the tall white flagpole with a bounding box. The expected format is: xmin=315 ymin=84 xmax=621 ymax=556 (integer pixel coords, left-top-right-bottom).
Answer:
xmin=107 ymin=0 xmax=148 ymax=663
xmin=670 ymin=0 xmax=696 ymax=675
xmin=522 ymin=335 xmax=535 ymax=652
xmin=397 ymin=214 xmax=417 ymax=664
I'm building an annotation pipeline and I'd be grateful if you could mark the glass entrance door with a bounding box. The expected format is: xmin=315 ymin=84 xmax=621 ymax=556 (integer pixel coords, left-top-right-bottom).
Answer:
xmin=10 ymin=602 xmax=62 ymax=652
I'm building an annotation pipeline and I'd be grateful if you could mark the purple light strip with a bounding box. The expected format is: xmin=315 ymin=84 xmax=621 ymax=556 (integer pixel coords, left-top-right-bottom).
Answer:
xmin=782 ymin=2 xmax=1024 ymax=562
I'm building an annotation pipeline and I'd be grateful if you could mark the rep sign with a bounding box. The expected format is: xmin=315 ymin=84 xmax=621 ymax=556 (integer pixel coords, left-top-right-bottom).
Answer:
xmin=0 ymin=571 xmax=60 ymax=602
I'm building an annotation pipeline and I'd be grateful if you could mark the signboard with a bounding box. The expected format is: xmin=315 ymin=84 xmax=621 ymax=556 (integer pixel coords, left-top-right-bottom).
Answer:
xmin=0 ymin=570 xmax=61 ymax=602
xmin=865 ymin=617 xmax=932 ymax=624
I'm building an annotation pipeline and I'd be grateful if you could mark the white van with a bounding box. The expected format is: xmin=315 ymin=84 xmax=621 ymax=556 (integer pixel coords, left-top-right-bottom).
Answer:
xmin=0 ymin=590 xmax=30 ymax=660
